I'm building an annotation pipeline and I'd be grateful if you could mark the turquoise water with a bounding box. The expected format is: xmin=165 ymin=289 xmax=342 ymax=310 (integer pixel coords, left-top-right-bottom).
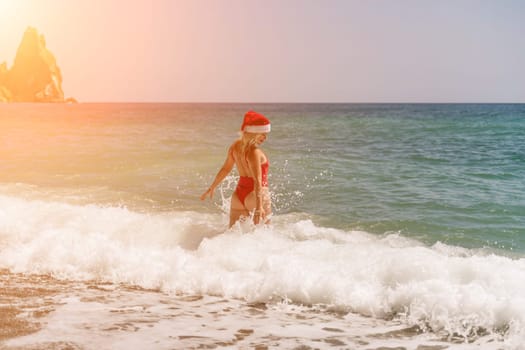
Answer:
xmin=264 ymin=103 xmax=525 ymax=253
xmin=2 ymin=103 xmax=525 ymax=347
xmin=1 ymin=103 xmax=524 ymax=254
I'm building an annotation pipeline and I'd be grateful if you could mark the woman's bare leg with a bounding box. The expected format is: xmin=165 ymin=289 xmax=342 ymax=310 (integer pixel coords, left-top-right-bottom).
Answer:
xmin=230 ymin=192 xmax=249 ymax=227
xmin=243 ymin=188 xmax=272 ymax=225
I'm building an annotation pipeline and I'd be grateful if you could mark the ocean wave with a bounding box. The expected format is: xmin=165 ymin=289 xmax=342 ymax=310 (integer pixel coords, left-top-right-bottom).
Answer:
xmin=1 ymin=194 xmax=524 ymax=346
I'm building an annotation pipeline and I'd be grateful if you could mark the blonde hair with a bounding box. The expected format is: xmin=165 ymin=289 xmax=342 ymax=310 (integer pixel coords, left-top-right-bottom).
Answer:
xmin=240 ymin=131 xmax=260 ymax=162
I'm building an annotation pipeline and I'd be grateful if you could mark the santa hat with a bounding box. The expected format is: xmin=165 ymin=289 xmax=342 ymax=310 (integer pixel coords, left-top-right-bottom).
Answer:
xmin=241 ymin=110 xmax=271 ymax=133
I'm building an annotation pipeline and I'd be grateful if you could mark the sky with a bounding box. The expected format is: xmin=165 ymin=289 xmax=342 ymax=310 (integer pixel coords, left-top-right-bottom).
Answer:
xmin=1 ymin=0 xmax=524 ymax=103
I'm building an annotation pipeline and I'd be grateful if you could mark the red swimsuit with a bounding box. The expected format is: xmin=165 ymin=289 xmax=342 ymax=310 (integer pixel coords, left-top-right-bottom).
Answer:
xmin=235 ymin=162 xmax=269 ymax=206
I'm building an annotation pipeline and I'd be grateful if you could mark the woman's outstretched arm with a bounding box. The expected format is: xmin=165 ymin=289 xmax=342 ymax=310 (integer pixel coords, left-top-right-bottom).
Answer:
xmin=200 ymin=146 xmax=235 ymax=200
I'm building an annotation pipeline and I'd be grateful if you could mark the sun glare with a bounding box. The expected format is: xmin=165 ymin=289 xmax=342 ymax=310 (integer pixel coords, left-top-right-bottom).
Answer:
xmin=0 ymin=0 xmax=15 ymax=13
xmin=0 ymin=0 xmax=22 ymax=27
xmin=0 ymin=1 xmax=34 ymax=54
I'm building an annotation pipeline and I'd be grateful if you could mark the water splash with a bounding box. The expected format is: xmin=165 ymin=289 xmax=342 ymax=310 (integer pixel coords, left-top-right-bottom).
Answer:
xmin=1 ymin=193 xmax=525 ymax=347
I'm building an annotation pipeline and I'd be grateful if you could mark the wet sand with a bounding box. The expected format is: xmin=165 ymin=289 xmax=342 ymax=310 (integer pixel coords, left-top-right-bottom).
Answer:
xmin=0 ymin=270 xmax=59 ymax=342
xmin=0 ymin=270 xmax=494 ymax=349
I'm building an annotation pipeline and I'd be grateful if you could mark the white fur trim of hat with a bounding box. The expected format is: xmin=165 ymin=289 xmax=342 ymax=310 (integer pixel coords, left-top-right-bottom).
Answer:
xmin=241 ymin=111 xmax=271 ymax=133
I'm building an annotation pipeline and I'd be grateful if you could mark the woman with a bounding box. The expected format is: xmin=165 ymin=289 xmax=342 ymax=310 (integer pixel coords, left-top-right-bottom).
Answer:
xmin=200 ymin=110 xmax=272 ymax=227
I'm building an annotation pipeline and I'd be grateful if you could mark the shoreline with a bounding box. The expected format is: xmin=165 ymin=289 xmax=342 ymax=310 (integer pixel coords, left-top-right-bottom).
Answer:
xmin=0 ymin=269 xmax=505 ymax=350
xmin=0 ymin=270 xmax=60 ymax=342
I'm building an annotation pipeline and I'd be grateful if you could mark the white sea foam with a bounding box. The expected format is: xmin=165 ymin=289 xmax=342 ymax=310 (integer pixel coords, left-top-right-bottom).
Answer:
xmin=1 ymin=193 xmax=524 ymax=347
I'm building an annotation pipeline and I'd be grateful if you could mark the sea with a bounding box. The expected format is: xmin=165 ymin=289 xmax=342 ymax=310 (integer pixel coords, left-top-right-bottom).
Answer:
xmin=0 ymin=103 xmax=524 ymax=350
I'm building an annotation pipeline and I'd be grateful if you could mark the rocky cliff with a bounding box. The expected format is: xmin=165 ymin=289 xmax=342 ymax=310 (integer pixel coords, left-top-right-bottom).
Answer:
xmin=0 ymin=27 xmax=74 ymax=103
xmin=0 ymin=62 xmax=12 ymax=102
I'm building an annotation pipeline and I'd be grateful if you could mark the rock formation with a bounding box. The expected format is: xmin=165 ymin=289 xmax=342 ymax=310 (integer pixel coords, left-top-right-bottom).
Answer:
xmin=0 ymin=62 xmax=12 ymax=102
xmin=0 ymin=27 xmax=75 ymax=103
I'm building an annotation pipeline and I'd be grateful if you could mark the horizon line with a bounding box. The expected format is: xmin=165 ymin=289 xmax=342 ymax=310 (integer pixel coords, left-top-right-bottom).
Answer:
xmin=13 ymin=101 xmax=525 ymax=105
xmin=3 ymin=101 xmax=525 ymax=105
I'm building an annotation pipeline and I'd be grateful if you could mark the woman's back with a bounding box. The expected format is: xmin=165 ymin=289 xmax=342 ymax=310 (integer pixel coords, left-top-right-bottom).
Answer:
xmin=231 ymin=139 xmax=267 ymax=178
